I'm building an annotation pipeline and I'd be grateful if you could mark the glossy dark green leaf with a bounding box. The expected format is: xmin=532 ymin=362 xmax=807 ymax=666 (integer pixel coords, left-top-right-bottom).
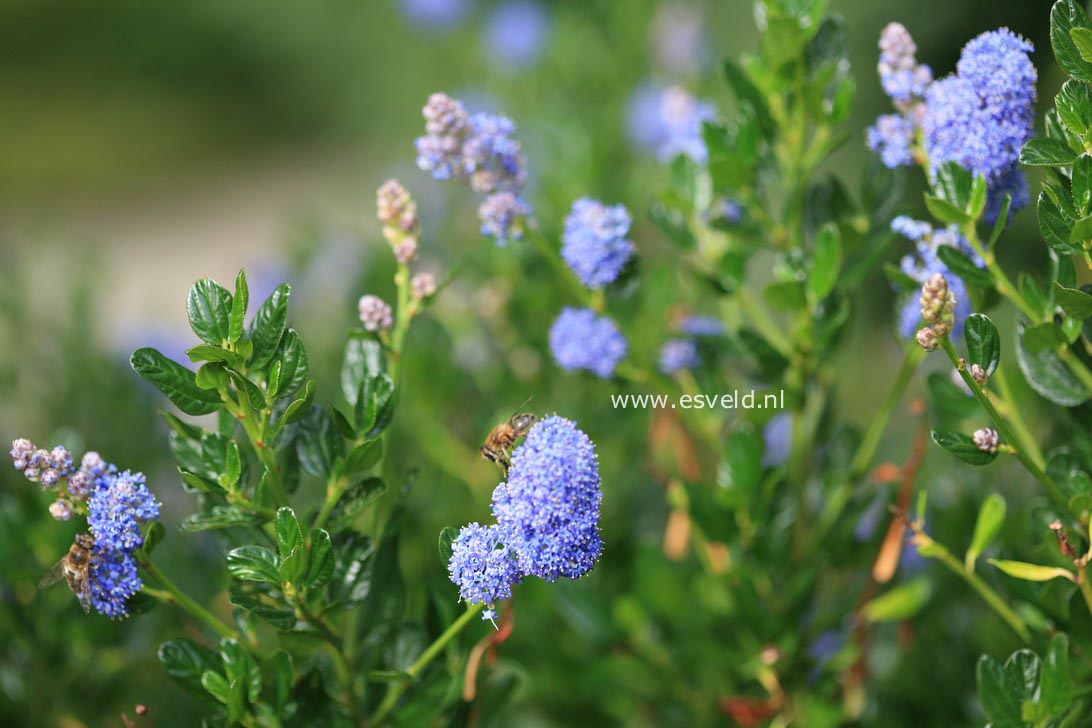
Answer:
xmin=1057 ymin=81 xmax=1092 ymax=138
xmin=328 ymin=534 xmax=376 ymax=607
xmin=1041 ymin=633 xmax=1073 ymax=716
xmin=180 ymin=506 xmax=263 ymax=532
xmin=1015 ymin=317 xmax=1090 ymax=406
xmin=935 ymin=162 xmax=973 ymax=208
xmin=270 ymin=652 xmax=294 ymax=714
xmin=272 ymin=329 xmax=309 ymax=399
xmin=220 ymin=637 xmax=261 ymax=703
xmin=248 ymin=283 xmax=291 ymax=368
xmin=355 ymin=373 xmax=397 ymax=437
xmin=228 ymin=270 xmax=248 ymax=344
xmin=228 ymin=587 xmax=295 ymax=630
xmin=326 ymin=477 xmax=387 ymax=532
xmin=194 ymin=362 xmax=229 ymax=391
xmin=931 ymin=430 xmax=999 ymax=466
xmin=186 ymin=344 xmax=240 ymax=366
xmin=1020 ymin=137 xmax=1078 ymax=166
xmin=342 ymin=338 xmax=386 ymax=406
xmin=159 ymin=639 xmax=223 ymax=705
xmin=131 ymin=348 xmax=221 ymax=415
xmin=1021 ymin=322 xmax=1066 ymax=353
xmin=220 ymin=440 xmax=241 ymax=490
xmin=339 ymin=440 xmax=383 ymax=479
xmin=275 ymin=507 xmax=303 ymax=561
xmin=1069 ymin=215 xmax=1092 ymax=248
xmin=924 ymin=194 xmax=970 ymax=226
xmin=438 ymin=526 xmax=458 ymax=564
xmin=1038 ymin=189 xmax=1083 ymax=255
xmin=226 ymin=545 xmax=282 ymax=584
xmin=1054 ymin=282 xmax=1092 ymax=319
xmin=142 ymin=521 xmax=166 ymax=555
xmin=1072 ymin=27 xmax=1092 ymax=63
xmin=279 ymin=544 xmax=308 ymax=588
xmin=307 ymin=529 xmax=335 ymax=591
xmin=722 ymin=59 xmax=774 ymax=136
xmin=187 ymin=278 xmax=233 ymax=345
xmin=278 ymin=380 xmax=316 ymax=430
xmin=936 ymin=246 xmax=991 ymax=289
xmin=965 ymin=313 xmax=1001 ymax=376
xmin=296 ymin=406 xmax=343 ymax=479
xmin=228 ymin=369 xmax=266 ymax=411
xmin=1073 ymin=156 xmax=1092 ymax=216
xmin=977 ymin=654 xmax=1022 ymax=727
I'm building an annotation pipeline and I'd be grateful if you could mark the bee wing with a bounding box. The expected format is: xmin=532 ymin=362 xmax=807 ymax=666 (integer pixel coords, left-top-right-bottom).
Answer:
xmin=75 ymin=582 xmax=92 ymax=614
xmin=38 ymin=558 xmax=68 ymax=589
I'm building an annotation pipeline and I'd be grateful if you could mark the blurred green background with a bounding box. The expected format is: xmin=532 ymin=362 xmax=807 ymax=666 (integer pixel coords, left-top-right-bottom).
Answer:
xmin=0 ymin=1 xmax=1074 ymax=726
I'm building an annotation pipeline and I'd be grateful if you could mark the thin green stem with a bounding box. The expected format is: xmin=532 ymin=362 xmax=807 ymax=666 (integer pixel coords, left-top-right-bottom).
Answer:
xmin=919 ymin=533 xmax=1030 ymax=642
xmin=139 ymin=561 xmax=238 ymax=642
xmin=849 ymin=346 xmax=924 ymax=480
xmin=735 ymin=286 xmax=792 ymax=357
xmin=370 ymin=604 xmax=484 ymax=724
xmin=940 ymin=338 xmax=1072 ymax=517
xmin=992 ymin=366 xmax=1045 ymax=471
xmin=1079 ymin=565 xmax=1092 ymax=622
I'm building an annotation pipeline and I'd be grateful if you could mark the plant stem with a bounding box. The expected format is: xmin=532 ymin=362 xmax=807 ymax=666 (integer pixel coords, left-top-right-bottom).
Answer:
xmin=849 ymin=346 xmax=924 ymax=480
xmin=387 ymin=262 xmax=413 ymax=386
xmin=370 ymin=604 xmax=484 ymax=724
xmin=139 ymin=561 xmax=237 ymax=642
xmin=1079 ymin=565 xmax=1092 ymax=621
xmin=940 ymin=338 xmax=1072 ymax=517
xmin=735 ymin=286 xmax=792 ymax=357
xmin=920 ymin=534 xmax=1030 ymax=642
xmin=992 ymin=366 xmax=1045 ymax=471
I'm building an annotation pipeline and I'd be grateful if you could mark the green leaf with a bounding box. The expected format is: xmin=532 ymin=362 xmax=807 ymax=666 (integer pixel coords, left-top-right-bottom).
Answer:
xmin=724 ymin=429 xmax=764 ymax=493
xmin=1057 ymin=81 xmax=1092 ymax=138
xmin=1019 ymin=273 xmax=1051 ymax=320
xmin=1072 ymin=27 xmax=1092 ymax=63
xmin=178 ymin=469 xmax=225 ymax=496
xmin=307 ymin=529 xmax=335 ymax=590
xmin=270 ymin=652 xmax=294 ymax=713
xmin=275 ymin=508 xmax=303 ymax=562
xmin=977 ymin=654 xmax=1023 ymax=727
xmin=968 ymin=174 xmax=988 ymax=219
xmin=862 ymin=578 xmax=932 ymax=622
xmin=438 ymin=526 xmax=458 ymax=564
xmin=339 ymin=440 xmax=383 ymax=479
xmin=220 ymin=637 xmax=261 ymax=703
xmin=807 ymin=223 xmax=841 ymax=304
xmin=194 ymin=362 xmax=229 ymax=391
xmin=228 ymin=270 xmax=248 ymax=344
xmin=326 ymin=477 xmax=387 ymax=531
xmin=924 ymin=195 xmax=970 ymax=226
xmin=180 ymin=506 xmax=263 ymax=532
xmin=328 ymin=534 xmax=376 ymax=606
xmin=931 ymin=430 xmax=999 ymax=466
xmin=226 ymin=545 xmax=282 ymax=584
xmin=187 ymin=278 xmax=233 ymax=345
xmin=131 ymin=348 xmax=221 ymax=415
xmin=228 ymin=369 xmax=266 ymax=411
xmin=224 ymin=675 xmax=246 ymax=722
xmin=989 ymin=559 xmax=1075 ymax=582
xmin=227 ymin=586 xmax=295 ymax=630
xmin=278 ymin=380 xmax=316 ymax=430
xmin=926 ymin=372 xmax=978 ymax=421
xmin=296 ymin=407 xmax=343 ymax=479
xmin=159 ymin=639 xmax=223 ymax=705
xmin=1021 ymin=322 xmax=1066 ymax=353
xmin=142 ymin=521 xmax=166 ymax=555
xmin=1038 ymin=189 xmax=1083 ymax=255
xmin=966 ymin=494 xmax=1006 ymax=568
xmin=1006 ymin=650 xmax=1043 ymax=704
xmin=1020 ymin=137 xmax=1078 ymax=167
xmin=271 ymin=329 xmax=309 ymax=399
xmin=186 ymin=344 xmax=240 ymax=366
xmin=200 ymin=669 xmax=230 ymax=704
xmin=356 ymin=373 xmax=397 ymax=438
xmin=1054 ymin=282 xmax=1092 ymax=319
xmin=1015 ymin=316 xmax=1091 ymax=406
xmin=722 ymin=59 xmax=774 ymax=137
xmin=279 ymin=544 xmax=308 ymax=588
xmin=342 ymin=338 xmax=386 ymax=406
xmin=219 ymin=440 xmax=241 ymax=490
xmin=248 ymin=283 xmax=290 ymax=368
xmin=965 ymin=313 xmax=1001 ymax=376
xmin=936 ymin=246 xmax=991 ymax=289
xmin=935 ymin=162 xmax=973 ymax=209
xmin=1070 ymin=215 xmax=1092 ymax=249
xmin=1041 ymin=633 xmax=1073 ymax=716
xmin=1073 ymin=155 xmax=1092 ymax=216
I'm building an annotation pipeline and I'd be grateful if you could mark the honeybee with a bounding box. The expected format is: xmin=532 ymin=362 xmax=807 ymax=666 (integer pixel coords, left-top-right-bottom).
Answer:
xmin=40 ymin=533 xmax=94 ymax=613
xmin=481 ymin=398 xmax=536 ymax=476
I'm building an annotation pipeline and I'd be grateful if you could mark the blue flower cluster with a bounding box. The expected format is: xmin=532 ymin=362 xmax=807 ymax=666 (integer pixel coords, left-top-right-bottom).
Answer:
xmin=447 ymin=416 xmax=603 ymax=619
xmin=923 ymin=30 xmax=1036 ymax=221
xmin=549 ymin=307 xmax=628 ymax=379
xmin=679 ymin=315 xmax=725 ymax=337
xmin=891 ymin=216 xmax=982 ymax=337
xmin=867 ymin=24 xmax=929 ymax=170
xmin=416 ymin=93 xmax=532 ymax=245
xmin=10 ymin=438 xmax=159 ymax=618
xmin=561 ymin=198 xmax=635 ymax=288
xmin=398 ymin=0 xmax=470 ymax=32
xmin=658 ymin=338 xmax=699 ymax=374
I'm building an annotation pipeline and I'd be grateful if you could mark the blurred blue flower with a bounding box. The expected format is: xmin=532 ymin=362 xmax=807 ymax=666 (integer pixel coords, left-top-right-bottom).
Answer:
xmin=484 ymin=1 xmax=550 ymax=68
xmin=626 ymin=83 xmax=667 ymax=153
xmin=878 ymin=22 xmax=932 ymax=104
xmin=763 ymin=413 xmax=791 ymax=468
xmin=561 ymin=198 xmax=634 ymax=288
xmin=659 ymin=338 xmax=699 ymax=374
xmin=866 ymin=114 xmax=915 ymax=169
xmin=549 ymin=307 xmax=627 ymax=378
xmin=491 ymin=416 xmax=602 ymax=582
xmin=398 ymin=0 xmax=472 ymax=31
xmin=679 ymin=315 xmax=724 ymax=337
xmin=89 ymin=547 xmax=142 ymax=618
xmin=626 ymin=84 xmax=715 ymax=164
xmin=447 ymin=522 xmax=522 ymax=617
xmin=478 ymin=191 xmax=531 ymax=245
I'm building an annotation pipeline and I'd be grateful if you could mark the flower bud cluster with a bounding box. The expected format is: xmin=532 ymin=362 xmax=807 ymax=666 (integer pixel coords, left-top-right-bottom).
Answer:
xmin=915 ymin=273 xmax=957 ymax=351
xmin=867 ymin=23 xmax=930 ymax=169
xmin=973 ymin=428 xmax=999 ymax=453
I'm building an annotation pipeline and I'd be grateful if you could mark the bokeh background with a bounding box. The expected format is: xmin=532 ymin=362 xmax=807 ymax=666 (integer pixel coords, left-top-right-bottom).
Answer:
xmin=0 ymin=1 xmax=1072 ymax=726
